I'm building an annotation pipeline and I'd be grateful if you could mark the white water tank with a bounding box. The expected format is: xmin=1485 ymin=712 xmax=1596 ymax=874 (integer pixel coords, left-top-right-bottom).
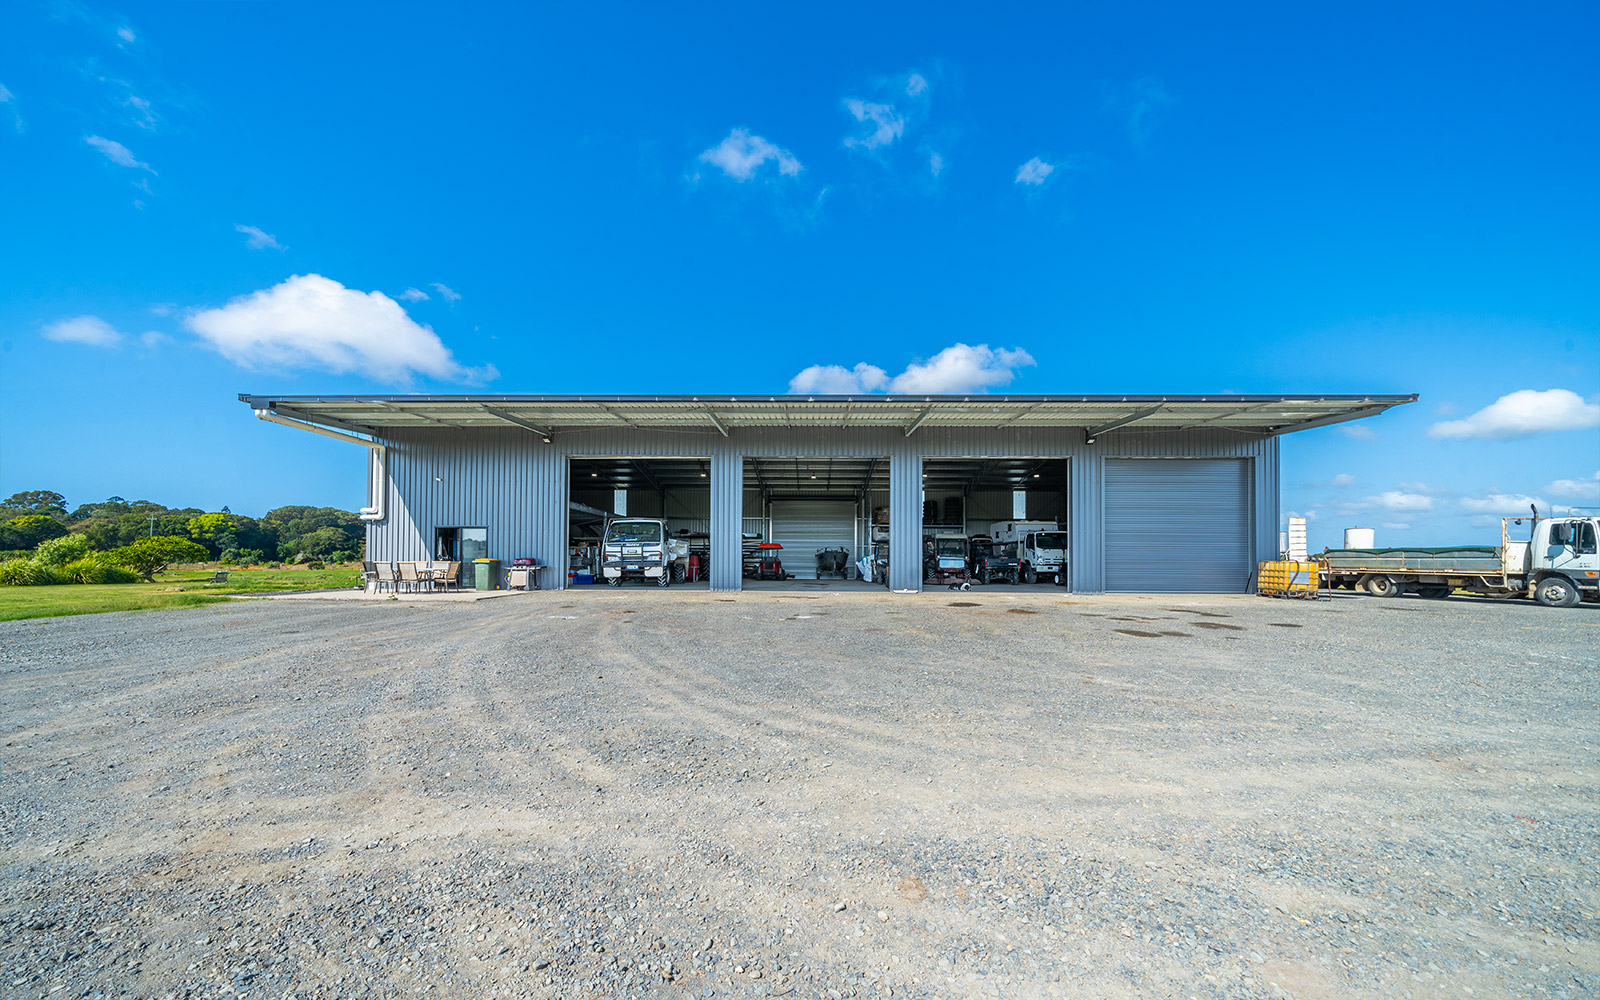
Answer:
xmin=1345 ymin=527 xmax=1376 ymax=548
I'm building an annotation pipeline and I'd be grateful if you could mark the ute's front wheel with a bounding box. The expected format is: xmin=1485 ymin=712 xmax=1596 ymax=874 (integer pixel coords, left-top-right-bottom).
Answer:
xmin=656 ymin=571 xmax=671 ymax=588
xmin=606 ymin=575 xmax=623 ymax=588
xmin=1535 ymin=577 xmax=1580 ymax=608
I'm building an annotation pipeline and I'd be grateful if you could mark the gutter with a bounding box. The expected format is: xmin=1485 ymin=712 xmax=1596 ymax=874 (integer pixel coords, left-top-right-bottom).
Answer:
xmin=254 ymin=409 xmax=388 ymax=522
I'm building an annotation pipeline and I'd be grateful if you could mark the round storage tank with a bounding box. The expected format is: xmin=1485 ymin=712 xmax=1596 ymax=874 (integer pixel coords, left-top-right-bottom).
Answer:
xmin=1345 ymin=527 xmax=1376 ymax=548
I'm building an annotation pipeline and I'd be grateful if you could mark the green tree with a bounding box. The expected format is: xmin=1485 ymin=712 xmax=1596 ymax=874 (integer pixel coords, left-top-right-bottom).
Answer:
xmin=109 ymin=536 xmax=210 ymax=581
xmin=1 ymin=490 xmax=68 ymax=517
xmin=0 ymin=514 xmax=68 ymax=550
xmin=34 ymin=533 xmax=93 ymax=566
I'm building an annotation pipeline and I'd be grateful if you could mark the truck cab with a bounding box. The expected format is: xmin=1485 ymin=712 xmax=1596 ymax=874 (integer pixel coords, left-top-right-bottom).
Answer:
xmin=989 ymin=520 xmax=1068 ymax=585
xmin=1529 ymin=516 xmax=1599 ymax=606
xmin=601 ymin=518 xmax=690 ymax=587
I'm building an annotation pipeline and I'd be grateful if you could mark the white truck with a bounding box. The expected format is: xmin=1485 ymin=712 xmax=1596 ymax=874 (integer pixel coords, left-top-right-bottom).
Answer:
xmin=989 ymin=520 xmax=1068 ymax=585
xmin=1318 ymin=512 xmax=1599 ymax=607
xmin=601 ymin=518 xmax=690 ymax=587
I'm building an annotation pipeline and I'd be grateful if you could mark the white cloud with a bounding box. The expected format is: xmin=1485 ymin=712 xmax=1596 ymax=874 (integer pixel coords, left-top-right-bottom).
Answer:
xmin=1543 ymin=472 xmax=1599 ymax=498
xmin=698 ymin=128 xmax=802 ymax=182
xmin=791 ymin=343 xmax=1036 ymax=396
xmin=928 ymin=152 xmax=944 ymax=177
xmin=843 ymin=99 xmax=905 ymax=150
xmin=1285 ymin=510 xmax=1319 ymax=523
xmin=399 ymin=287 xmax=430 ymax=303
xmin=429 ymin=282 xmax=461 ymax=302
xmin=1460 ymin=493 xmax=1545 ymax=514
xmin=117 ymin=25 xmax=136 ymax=44
xmin=140 ymin=330 xmax=169 ymax=348
xmin=84 ymin=134 xmax=154 ymax=172
xmin=905 ymin=73 xmax=928 ymax=97
xmin=1396 ymin=481 xmax=1433 ymax=493
xmin=185 ymin=273 xmax=495 ymax=384
xmin=1352 ymin=491 xmax=1433 ymax=512
xmin=1337 ymin=424 xmax=1377 ymax=440
xmin=42 ymin=315 xmax=123 ymax=347
xmin=125 ymin=94 xmax=157 ymax=131
xmin=235 ymin=224 xmax=285 ymax=251
xmin=1381 ymin=522 xmax=1411 ymax=531
xmin=1428 ymin=388 xmax=1600 ymax=440
xmin=1329 ymin=473 xmax=1355 ymax=488
xmin=0 ymin=83 xmax=20 ymax=132
xmin=1015 ymin=157 xmax=1054 ymax=186
xmin=789 ymin=362 xmax=890 ymax=395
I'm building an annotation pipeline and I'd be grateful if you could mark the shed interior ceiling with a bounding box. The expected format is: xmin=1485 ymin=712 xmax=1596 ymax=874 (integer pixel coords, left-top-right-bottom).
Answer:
xmin=242 ymin=393 xmax=1415 ymax=438
xmin=570 ymin=457 xmax=1058 ymax=494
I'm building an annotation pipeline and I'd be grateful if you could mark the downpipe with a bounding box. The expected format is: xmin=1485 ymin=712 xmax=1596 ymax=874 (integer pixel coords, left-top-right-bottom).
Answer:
xmin=254 ymin=409 xmax=388 ymax=521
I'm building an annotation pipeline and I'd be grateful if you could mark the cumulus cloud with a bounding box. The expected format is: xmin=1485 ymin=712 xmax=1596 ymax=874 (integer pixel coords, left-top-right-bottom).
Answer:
xmin=399 ymin=287 xmax=430 ymax=303
xmin=185 ymin=273 xmax=495 ymax=384
xmin=1329 ymin=473 xmax=1355 ymax=488
xmin=1337 ymin=424 xmax=1377 ymax=440
xmin=698 ymin=128 xmax=801 ymax=182
xmin=1543 ymin=472 xmax=1599 ymax=498
xmin=905 ymin=73 xmax=928 ymax=97
xmin=1015 ymin=157 xmax=1054 ymax=186
xmin=788 ymin=343 xmax=1036 ymax=395
xmin=42 ymin=315 xmax=124 ymax=347
xmin=1460 ymin=493 xmax=1545 ymax=514
xmin=430 ymin=282 xmax=461 ymax=302
xmin=789 ymin=362 xmax=890 ymax=395
xmin=235 ymin=224 xmax=285 ymax=251
xmin=1428 ymin=388 xmax=1599 ymax=440
xmin=85 ymin=134 xmax=154 ymax=172
xmin=842 ymin=99 xmax=905 ymax=150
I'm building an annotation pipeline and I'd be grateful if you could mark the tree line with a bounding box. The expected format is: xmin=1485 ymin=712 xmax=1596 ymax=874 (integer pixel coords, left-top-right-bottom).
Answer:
xmin=0 ymin=490 xmax=365 ymax=564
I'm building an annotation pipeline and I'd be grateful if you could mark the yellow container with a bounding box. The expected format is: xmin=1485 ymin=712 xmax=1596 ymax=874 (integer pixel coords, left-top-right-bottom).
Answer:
xmin=1257 ymin=560 xmax=1321 ymax=598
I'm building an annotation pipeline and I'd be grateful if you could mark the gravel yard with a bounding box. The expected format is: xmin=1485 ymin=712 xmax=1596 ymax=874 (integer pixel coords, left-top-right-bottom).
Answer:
xmin=2 ymin=590 xmax=1596 ymax=1000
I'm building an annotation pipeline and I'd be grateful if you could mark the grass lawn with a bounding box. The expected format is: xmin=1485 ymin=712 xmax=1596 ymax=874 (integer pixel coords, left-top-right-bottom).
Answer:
xmin=0 ymin=566 xmax=363 ymax=622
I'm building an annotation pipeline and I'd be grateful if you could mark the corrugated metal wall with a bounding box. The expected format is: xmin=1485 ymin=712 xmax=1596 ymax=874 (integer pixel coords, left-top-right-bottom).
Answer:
xmin=1104 ymin=459 xmax=1253 ymax=591
xmin=365 ymin=425 xmax=1278 ymax=593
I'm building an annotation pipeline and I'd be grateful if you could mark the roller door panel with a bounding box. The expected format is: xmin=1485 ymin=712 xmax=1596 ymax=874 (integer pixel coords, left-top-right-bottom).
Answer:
xmin=1104 ymin=459 xmax=1252 ymax=592
xmin=769 ymin=500 xmax=856 ymax=580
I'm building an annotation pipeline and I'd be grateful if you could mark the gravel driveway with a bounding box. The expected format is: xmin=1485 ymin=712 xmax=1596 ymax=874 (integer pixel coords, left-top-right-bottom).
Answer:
xmin=2 ymin=589 xmax=1596 ymax=999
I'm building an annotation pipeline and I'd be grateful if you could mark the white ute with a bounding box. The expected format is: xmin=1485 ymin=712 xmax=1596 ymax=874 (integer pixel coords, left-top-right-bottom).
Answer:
xmin=601 ymin=518 xmax=690 ymax=587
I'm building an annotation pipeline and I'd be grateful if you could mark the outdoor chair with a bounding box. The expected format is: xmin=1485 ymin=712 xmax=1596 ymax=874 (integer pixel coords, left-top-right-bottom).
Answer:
xmin=374 ymin=562 xmax=398 ymax=593
xmin=437 ymin=561 xmax=461 ymax=592
xmin=362 ymin=561 xmax=379 ymax=593
xmin=398 ymin=562 xmax=422 ymax=592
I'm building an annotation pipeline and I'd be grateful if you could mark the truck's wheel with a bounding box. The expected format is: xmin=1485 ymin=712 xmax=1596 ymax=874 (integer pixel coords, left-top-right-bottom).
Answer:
xmin=1022 ymin=566 xmax=1037 ymax=585
xmin=1362 ymin=574 xmax=1403 ymax=598
xmin=671 ymin=563 xmax=686 ymax=583
xmin=1535 ymin=577 xmax=1580 ymax=608
xmin=656 ymin=571 xmax=671 ymax=588
xmin=978 ymin=569 xmax=989 ymax=585
xmin=1415 ymin=584 xmax=1450 ymax=599
xmin=606 ymin=575 xmax=622 ymax=588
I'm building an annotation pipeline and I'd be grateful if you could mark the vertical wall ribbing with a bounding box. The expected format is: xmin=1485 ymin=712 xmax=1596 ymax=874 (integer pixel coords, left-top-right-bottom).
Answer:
xmin=709 ymin=447 xmax=743 ymax=591
xmin=1070 ymin=451 xmax=1104 ymax=592
xmin=888 ymin=448 xmax=923 ymax=591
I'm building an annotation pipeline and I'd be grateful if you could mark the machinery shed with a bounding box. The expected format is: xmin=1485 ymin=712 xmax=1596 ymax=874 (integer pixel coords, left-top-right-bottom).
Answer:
xmin=239 ymin=393 xmax=1414 ymax=593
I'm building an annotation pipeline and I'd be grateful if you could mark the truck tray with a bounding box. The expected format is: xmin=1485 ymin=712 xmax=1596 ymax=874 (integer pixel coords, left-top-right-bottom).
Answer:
xmin=1319 ymin=546 xmax=1503 ymax=574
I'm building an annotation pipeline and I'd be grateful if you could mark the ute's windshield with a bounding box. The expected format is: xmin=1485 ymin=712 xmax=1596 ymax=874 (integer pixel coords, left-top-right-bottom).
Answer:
xmin=606 ymin=521 xmax=662 ymax=544
xmin=936 ymin=538 xmax=965 ymax=557
xmin=1036 ymin=532 xmax=1067 ymax=549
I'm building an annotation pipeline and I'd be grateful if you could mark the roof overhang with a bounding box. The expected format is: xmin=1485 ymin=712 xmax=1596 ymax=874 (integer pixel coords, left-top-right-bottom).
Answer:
xmin=241 ymin=393 xmax=1416 ymax=440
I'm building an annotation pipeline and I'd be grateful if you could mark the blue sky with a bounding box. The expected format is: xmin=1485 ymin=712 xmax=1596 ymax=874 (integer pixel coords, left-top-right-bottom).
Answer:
xmin=2 ymin=1 xmax=1596 ymax=548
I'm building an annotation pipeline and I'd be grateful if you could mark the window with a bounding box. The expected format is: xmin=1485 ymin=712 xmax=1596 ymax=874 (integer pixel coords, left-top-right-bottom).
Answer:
xmin=435 ymin=527 xmax=488 ymax=562
xmin=1578 ymin=521 xmax=1597 ymax=556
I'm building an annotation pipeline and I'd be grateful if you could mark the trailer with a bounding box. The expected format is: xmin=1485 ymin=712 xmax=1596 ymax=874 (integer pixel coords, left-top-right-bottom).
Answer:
xmin=1318 ymin=512 xmax=1598 ymax=607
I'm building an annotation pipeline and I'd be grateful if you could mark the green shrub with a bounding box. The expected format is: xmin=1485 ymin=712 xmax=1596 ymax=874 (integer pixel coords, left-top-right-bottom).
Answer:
xmin=306 ymin=559 xmax=326 ymax=570
xmin=59 ymin=557 xmax=138 ymax=585
xmin=0 ymin=559 xmax=63 ymax=586
xmin=109 ymin=536 xmax=211 ymax=581
xmin=34 ymin=533 xmax=94 ymax=566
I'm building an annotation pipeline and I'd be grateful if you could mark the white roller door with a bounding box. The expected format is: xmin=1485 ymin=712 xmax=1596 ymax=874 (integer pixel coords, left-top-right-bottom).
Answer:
xmin=769 ymin=500 xmax=856 ymax=579
xmin=1104 ymin=459 xmax=1253 ymax=592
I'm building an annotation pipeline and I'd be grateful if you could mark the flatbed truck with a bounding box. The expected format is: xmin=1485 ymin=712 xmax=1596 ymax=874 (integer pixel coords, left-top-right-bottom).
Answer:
xmin=1318 ymin=512 xmax=1598 ymax=608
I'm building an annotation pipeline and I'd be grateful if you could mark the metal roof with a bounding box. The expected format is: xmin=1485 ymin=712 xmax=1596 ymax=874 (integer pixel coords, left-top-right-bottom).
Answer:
xmin=240 ymin=393 xmax=1415 ymax=439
